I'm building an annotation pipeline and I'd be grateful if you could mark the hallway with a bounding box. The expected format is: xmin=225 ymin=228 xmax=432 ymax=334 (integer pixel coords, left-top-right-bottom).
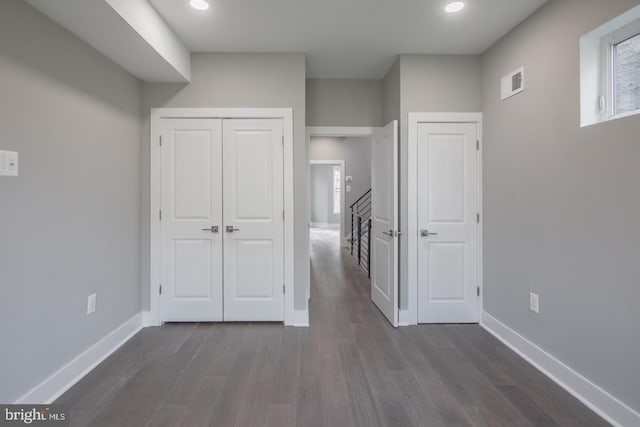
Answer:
xmin=55 ymin=232 xmax=608 ymax=426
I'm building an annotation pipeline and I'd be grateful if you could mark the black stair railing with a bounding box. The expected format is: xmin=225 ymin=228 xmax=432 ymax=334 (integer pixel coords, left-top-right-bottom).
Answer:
xmin=349 ymin=189 xmax=372 ymax=277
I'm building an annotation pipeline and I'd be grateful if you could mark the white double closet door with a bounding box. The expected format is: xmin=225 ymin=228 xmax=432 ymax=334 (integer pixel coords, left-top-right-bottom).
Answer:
xmin=160 ymin=118 xmax=284 ymax=322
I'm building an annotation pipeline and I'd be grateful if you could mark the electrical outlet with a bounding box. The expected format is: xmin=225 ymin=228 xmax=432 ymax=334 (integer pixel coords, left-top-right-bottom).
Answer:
xmin=87 ymin=293 xmax=96 ymax=315
xmin=529 ymin=292 xmax=539 ymax=314
xmin=0 ymin=150 xmax=18 ymax=176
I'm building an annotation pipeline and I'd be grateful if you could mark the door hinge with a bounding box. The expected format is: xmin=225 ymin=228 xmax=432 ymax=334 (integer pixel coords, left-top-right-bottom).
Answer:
xmin=282 ymin=136 xmax=284 ymax=145
xmin=476 ymin=140 xmax=480 ymax=151
xmin=159 ymin=284 xmax=163 ymax=295
xmin=477 ymin=286 xmax=480 ymax=297
xmin=283 ymin=210 xmax=285 ymax=219
xmin=159 ymin=210 xmax=162 ymax=221
xmin=283 ymin=284 xmax=285 ymax=294
xmin=160 ymin=136 xmax=162 ymax=147
xmin=477 ymin=213 xmax=480 ymax=224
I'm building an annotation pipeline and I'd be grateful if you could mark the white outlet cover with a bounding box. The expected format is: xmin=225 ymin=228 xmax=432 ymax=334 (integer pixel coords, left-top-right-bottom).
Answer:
xmin=529 ymin=292 xmax=539 ymax=314
xmin=0 ymin=150 xmax=18 ymax=177
xmin=87 ymin=293 xmax=96 ymax=315
xmin=345 ymin=176 xmax=353 ymax=183
xmin=346 ymin=185 xmax=352 ymax=192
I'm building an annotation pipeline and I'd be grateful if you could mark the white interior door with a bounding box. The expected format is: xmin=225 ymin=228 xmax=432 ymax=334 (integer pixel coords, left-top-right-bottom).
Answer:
xmin=160 ymin=118 xmax=223 ymax=321
xmin=371 ymin=120 xmax=399 ymax=327
xmin=223 ymin=119 xmax=285 ymax=321
xmin=417 ymin=122 xmax=479 ymax=323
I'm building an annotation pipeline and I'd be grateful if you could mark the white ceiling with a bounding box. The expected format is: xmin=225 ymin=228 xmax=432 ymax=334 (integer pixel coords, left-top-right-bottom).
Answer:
xmin=149 ymin=0 xmax=548 ymax=79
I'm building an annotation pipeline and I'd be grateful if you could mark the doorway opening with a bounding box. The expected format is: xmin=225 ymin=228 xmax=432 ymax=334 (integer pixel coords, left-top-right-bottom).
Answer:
xmin=306 ymin=124 xmax=400 ymax=327
xmin=307 ymin=134 xmax=372 ymax=256
xmin=309 ymin=160 xmax=345 ymax=250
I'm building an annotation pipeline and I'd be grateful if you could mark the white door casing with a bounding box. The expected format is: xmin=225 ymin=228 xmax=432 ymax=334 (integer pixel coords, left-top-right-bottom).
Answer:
xmin=371 ymin=120 xmax=399 ymax=327
xmin=222 ymin=119 xmax=285 ymax=321
xmin=417 ymin=122 xmax=479 ymax=323
xmin=160 ymin=118 xmax=223 ymax=321
xmin=150 ymin=108 xmax=295 ymax=327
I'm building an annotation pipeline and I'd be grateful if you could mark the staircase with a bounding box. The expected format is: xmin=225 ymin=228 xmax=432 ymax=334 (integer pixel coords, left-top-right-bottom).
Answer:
xmin=349 ymin=189 xmax=372 ymax=277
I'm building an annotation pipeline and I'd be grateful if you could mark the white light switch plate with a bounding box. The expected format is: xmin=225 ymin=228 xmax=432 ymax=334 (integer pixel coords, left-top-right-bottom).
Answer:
xmin=530 ymin=292 xmax=539 ymax=314
xmin=87 ymin=293 xmax=96 ymax=315
xmin=0 ymin=150 xmax=18 ymax=176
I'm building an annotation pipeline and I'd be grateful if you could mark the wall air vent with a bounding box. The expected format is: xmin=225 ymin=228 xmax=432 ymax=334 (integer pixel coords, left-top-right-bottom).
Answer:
xmin=501 ymin=67 xmax=525 ymax=100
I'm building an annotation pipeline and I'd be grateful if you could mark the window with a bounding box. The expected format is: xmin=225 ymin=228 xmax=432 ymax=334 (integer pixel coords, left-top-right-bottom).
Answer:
xmin=332 ymin=166 xmax=341 ymax=214
xmin=580 ymin=5 xmax=640 ymax=126
xmin=613 ymin=32 xmax=640 ymax=115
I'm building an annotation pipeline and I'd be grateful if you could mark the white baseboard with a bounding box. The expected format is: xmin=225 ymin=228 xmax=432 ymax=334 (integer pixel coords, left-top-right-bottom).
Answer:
xmin=15 ymin=312 xmax=144 ymax=404
xmin=291 ymin=309 xmax=309 ymax=327
xmin=342 ymin=232 xmax=351 ymax=248
xmin=310 ymin=222 xmax=339 ymax=229
xmin=142 ymin=310 xmax=160 ymax=327
xmin=398 ymin=309 xmax=416 ymax=326
xmin=480 ymin=311 xmax=639 ymax=427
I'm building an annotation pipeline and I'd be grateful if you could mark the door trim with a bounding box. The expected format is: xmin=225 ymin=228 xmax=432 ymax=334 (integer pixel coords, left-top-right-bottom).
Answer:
xmin=406 ymin=112 xmax=483 ymax=326
xmin=149 ymin=108 xmax=295 ymax=326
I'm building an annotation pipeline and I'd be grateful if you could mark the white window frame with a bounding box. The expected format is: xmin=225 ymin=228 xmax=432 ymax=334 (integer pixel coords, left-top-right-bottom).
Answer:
xmin=580 ymin=5 xmax=640 ymax=127
xmin=332 ymin=165 xmax=341 ymax=215
xmin=308 ymin=159 xmax=346 ymax=244
xmin=601 ymin=20 xmax=640 ymax=120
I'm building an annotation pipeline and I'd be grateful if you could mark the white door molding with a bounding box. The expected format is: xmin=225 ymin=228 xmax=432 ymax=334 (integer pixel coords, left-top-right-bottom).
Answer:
xmin=407 ymin=112 xmax=483 ymax=326
xmin=306 ymin=126 xmax=378 ymax=138
xmin=150 ymin=108 xmax=295 ymax=326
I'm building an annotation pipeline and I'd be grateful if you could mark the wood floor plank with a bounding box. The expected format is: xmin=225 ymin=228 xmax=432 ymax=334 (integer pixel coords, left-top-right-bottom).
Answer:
xmin=145 ymin=404 xmax=187 ymax=427
xmin=295 ymin=376 xmax=324 ymax=427
xmin=178 ymin=375 xmax=227 ymax=427
xmin=392 ymin=327 xmax=474 ymax=427
xmin=207 ymin=328 xmax=262 ymax=427
xmin=412 ymin=326 xmax=533 ymax=426
xmin=457 ymin=325 xmax=610 ymax=427
xmin=338 ymin=340 xmax=384 ymax=427
xmin=271 ymin=327 xmax=300 ymax=405
xmin=234 ymin=325 xmax=282 ymax=427
xmin=55 ymin=228 xmax=609 ymax=427
xmin=265 ymin=404 xmax=295 ymax=427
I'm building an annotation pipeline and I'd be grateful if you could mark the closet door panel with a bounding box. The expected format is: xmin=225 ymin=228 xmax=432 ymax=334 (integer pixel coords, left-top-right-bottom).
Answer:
xmin=222 ymin=119 xmax=285 ymax=321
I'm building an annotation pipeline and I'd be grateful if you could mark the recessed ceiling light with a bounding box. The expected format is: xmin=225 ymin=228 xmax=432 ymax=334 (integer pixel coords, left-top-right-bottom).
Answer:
xmin=445 ymin=2 xmax=465 ymax=13
xmin=190 ymin=0 xmax=210 ymax=11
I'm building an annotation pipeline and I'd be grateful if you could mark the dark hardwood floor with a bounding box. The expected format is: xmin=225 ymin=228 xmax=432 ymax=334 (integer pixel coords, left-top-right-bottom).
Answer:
xmin=56 ymin=228 xmax=609 ymax=426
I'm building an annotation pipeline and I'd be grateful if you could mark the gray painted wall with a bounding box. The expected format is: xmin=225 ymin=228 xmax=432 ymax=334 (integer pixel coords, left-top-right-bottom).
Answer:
xmin=481 ymin=0 xmax=640 ymax=412
xmin=310 ymin=164 xmax=340 ymax=226
xmin=383 ymin=58 xmax=401 ymax=124
xmin=398 ymin=54 xmax=482 ymax=308
xmin=0 ymin=0 xmax=142 ymax=402
xmin=306 ymin=79 xmax=383 ymax=126
xmin=141 ymin=53 xmax=308 ymax=311
xmin=309 ymin=137 xmax=371 ymax=238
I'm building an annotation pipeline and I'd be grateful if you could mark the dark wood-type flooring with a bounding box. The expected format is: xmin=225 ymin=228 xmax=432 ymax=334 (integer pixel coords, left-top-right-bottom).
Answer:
xmin=56 ymin=228 xmax=609 ymax=426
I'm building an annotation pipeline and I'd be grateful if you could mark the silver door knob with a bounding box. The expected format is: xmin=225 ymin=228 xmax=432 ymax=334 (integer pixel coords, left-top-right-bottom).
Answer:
xmin=226 ymin=225 xmax=240 ymax=233
xmin=420 ymin=230 xmax=438 ymax=237
xmin=201 ymin=226 xmax=219 ymax=233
